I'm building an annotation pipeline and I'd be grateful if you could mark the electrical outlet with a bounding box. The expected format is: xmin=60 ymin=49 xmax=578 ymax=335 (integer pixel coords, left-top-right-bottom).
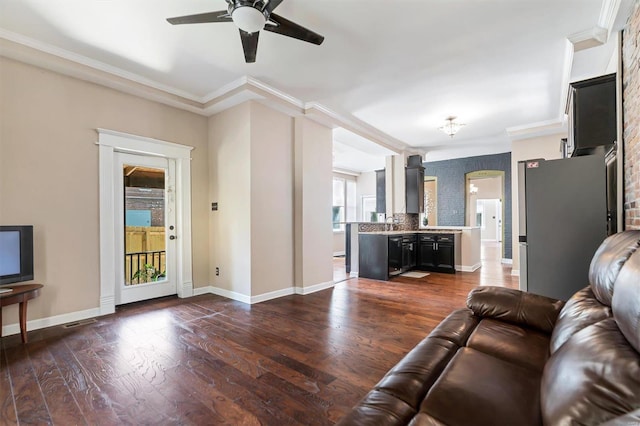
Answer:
xmin=215 ymin=267 xmax=219 ymax=276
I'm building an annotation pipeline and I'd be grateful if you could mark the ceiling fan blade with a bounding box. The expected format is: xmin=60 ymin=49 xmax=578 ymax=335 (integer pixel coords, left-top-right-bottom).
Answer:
xmin=167 ymin=11 xmax=231 ymax=25
xmin=264 ymin=0 xmax=285 ymax=14
xmin=239 ymin=30 xmax=259 ymax=63
xmin=264 ymin=13 xmax=324 ymax=45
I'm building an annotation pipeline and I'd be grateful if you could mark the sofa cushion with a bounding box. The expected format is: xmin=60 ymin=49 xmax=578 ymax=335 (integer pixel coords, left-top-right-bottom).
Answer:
xmin=467 ymin=318 xmax=550 ymax=372
xmin=420 ymin=348 xmax=542 ymax=426
xmin=375 ymin=309 xmax=478 ymax=409
xmin=541 ymin=318 xmax=640 ymax=425
xmin=611 ymin=249 xmax=640 ymax=353
xmin=589 ymin=230 xmax=640 ymax=306
xmin=550 ymin=286 xmax=611 ymax=354
xmin=376 ymin=337 xmax=457 ymax=409
xmin=467 ymin=286 xmax=564 ymax=333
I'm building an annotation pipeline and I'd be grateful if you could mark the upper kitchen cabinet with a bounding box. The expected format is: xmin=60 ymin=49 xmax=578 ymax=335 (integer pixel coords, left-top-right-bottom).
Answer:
xmin=568 ymin=74 xmax=617 ymax=157
xmin=375 ymin=169 xmax=386 ymax=213
xmin=406 ymin=156 xmax=424 ymax=214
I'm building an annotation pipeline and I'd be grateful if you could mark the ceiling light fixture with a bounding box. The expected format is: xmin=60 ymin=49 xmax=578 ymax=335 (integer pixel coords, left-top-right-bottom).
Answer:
xmin=232 ymin=6 xmax=266 ymax=33
xmin=439 ymin=116 xmax=466 ymax=138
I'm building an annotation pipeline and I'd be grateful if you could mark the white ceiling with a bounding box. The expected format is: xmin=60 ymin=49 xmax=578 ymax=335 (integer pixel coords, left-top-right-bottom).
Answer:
xmin=0 ymin=0 xmax=634 ymax=173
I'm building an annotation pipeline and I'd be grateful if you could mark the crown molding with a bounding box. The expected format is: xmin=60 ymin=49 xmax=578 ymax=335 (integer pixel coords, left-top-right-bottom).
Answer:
xmin=332 ymin=168 xmax=361 ymax=177
xmin=0 ymin=29 xmax=202 ymax=103
xmin=568 ymin=26 xmax=609 ymax=51
xmin=304 ymin=102 xmax=417 ymax=155
xmin=506 ymin=118 xmax=566 ymax=140
xmin=0 ymin=29 xmax=413 ymax=153
xmin=599 ymin=0 xmax=623 ymax=33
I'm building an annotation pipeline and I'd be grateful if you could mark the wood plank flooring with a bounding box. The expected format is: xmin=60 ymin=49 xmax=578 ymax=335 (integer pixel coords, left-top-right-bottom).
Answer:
xmin=1 ymin=265 xmax=516 ymax=425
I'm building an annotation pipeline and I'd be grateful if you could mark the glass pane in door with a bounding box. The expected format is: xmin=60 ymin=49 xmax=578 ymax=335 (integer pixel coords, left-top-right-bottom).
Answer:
xmin=123 ymin=165 xmax=166 ymax=286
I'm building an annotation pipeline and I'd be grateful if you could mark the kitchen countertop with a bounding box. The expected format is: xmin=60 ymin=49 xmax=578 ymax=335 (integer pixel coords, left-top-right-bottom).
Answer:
xmin=360 ymin=229 xmax=463 ymax=235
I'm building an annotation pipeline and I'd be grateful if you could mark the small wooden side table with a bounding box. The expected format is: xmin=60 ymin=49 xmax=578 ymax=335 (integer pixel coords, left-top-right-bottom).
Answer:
xmin=0 ymin=284 xmax=43 ymax=343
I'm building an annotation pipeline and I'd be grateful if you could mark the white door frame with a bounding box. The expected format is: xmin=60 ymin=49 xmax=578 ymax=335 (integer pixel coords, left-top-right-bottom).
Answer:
xmin=97 ymin=129 xmax=193 ymax=315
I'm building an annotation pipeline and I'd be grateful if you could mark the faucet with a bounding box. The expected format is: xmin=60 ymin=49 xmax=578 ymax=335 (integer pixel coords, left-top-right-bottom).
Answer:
xmin=385 ymin=216 xmax=394 ymax=232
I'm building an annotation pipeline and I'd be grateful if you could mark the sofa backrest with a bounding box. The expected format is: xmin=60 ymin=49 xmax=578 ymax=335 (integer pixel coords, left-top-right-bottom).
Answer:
xmin=589 ymin=230 xmax=640 ymax=306
xmin=541 ymin=231 xmax=640 ymax=424
xmin=550 ymin=231 xmax=640 ymax=353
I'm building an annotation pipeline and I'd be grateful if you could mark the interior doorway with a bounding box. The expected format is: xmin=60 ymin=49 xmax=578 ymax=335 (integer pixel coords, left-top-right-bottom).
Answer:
xmin=465 ymin=170 xmax=505 ymax=257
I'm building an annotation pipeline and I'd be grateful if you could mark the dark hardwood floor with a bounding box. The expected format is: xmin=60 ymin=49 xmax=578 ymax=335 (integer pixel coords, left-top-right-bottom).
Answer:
xmin=1 ymin=264 xmax=516 ymax=425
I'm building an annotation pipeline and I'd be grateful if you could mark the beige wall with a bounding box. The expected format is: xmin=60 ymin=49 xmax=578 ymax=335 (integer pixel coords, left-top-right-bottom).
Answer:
xmin=356 ymin=170 xmax=376 ymax=222
xmin=208 ymin=103 xmax=252 ymax=297
xmin=510 ymin=134 xmax=563 ymax=274
xmin=294 ymin=117 xmax=333 ymax=289
xmin=474 ymin=176 xmax=502 ymax=199
xmin=249 ymin=102 xmax=294 ymax=296
xmin=0 ymin=57 xmax=209 ymax=326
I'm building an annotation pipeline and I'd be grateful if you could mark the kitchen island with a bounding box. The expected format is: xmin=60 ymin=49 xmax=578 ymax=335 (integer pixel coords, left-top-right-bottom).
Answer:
xmin=356 ymin=226 xmax=481 ymax=280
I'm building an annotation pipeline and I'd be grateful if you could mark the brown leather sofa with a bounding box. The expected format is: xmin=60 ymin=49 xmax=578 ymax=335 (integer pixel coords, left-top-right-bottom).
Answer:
xmin=338 ymin=231 xmax=640 ymax=425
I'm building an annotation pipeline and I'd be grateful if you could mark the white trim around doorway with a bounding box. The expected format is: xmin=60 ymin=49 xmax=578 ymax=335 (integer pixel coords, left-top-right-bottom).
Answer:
xmin=97 ymin=129 xmax=194 ymax=315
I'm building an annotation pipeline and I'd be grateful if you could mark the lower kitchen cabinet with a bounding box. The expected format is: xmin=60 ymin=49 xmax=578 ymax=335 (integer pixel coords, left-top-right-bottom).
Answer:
xmin=418 ymin=234 xmax=456 ymax=274
xmin=388 ymin=236 xmax=403 ymax=276
xmin=359 ymin=232 xmax=456 ymax=280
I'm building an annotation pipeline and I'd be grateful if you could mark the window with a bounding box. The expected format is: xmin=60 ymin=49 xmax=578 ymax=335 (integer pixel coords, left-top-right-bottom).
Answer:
xmin=362 ymin=196 xmax=384 ymax=222
xmin=333 ymin=177 xmax=356 ymax=231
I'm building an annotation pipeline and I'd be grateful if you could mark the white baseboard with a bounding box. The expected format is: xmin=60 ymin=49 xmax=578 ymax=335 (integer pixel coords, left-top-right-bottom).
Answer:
xmin=193 ymin=285 xmax=252 ymax=304
xmin=193 ymin=281 xmax=335 ymax=304
xmin=252 ymin=287 xmax=295 ymax=304
xmin=294 ymin=280 xmax=335 ymax=295
xmin=501 ymin=258 xmax=513 ymax=265
xmin=349 ymin=271 xmax=359 ymax=278
xmin=100 ymin=295 xmax=115 ymax=316
xmin=456 ymin=263 xmax=482 ymax=272
xmin=1 ymin=307 xmax=102 ymax=338
xmin=178 ymin=281 xmax=194 ymax=298
xmin=511 ymin=269 xmax=520 ymax=276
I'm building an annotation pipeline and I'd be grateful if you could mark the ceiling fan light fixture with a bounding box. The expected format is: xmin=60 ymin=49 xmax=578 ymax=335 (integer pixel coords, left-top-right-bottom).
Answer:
xmin=232 ymin=6 xmax=266 ymax=33
xmin=439 ymin=116 xmax=465 ymax=138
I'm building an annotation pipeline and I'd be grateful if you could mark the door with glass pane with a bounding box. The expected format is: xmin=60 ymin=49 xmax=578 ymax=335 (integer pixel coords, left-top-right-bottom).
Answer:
xmin=114 ymin=152 xmax=177 ymax=305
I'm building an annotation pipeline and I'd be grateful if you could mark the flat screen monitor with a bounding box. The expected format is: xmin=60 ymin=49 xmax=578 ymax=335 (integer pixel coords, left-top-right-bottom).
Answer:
xmin=0 ymin=225 xmax=34 ymax=285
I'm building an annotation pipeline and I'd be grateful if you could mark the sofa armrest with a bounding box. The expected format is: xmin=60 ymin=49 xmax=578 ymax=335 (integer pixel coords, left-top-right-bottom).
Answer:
xmin=466 ymin=286 xmax=565 ymax=334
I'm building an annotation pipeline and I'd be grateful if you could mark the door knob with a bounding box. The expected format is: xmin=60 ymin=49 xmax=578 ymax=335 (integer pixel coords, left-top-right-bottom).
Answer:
xmin=169 ymin=235 xmax=176 ymax=240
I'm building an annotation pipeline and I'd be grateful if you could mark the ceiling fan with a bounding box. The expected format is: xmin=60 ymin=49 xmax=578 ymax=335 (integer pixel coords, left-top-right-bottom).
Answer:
xmin=166 ymin=0 xmax=324 ymax=63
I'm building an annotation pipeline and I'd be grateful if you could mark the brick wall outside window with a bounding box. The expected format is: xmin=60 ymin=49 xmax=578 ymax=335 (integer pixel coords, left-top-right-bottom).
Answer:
xmin=623 ymin=1 xmax=640 ymax=229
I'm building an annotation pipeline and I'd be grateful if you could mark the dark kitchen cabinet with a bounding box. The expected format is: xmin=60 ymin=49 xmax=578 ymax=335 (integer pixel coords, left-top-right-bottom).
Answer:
xmin=406 ymin=165 xmax=425 ymax=214
xmin=388 ymin=236 xmax=403 ymax=276
xmin=418 ymin=233 xmax=455 ymax=274
xmin=376 ymin=169 xmax=386 ymax=213
xmin=568 ymin=74 xmax=616 ymax=157
xmin=401 ymin=234 xmax=417 ymax=271
xmin=359 ymin=233 xmax=390 ymax=281
xmin=418 ymin=237 xmax=437 ymax=270
xmin=359 ymin=233 xmax=419 ymax=280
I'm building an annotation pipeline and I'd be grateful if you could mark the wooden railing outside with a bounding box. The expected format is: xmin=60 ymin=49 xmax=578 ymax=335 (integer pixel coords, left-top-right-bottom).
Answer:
xmin=125 ymin=226 xmax=166 ymax=285
xmin=125 ymin=251 xmax=166 ymax=285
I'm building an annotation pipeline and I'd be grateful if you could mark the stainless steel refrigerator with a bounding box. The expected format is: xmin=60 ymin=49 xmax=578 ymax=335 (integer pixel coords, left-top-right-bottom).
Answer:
xmin=518 ymin=152 xmax=607 ymax=300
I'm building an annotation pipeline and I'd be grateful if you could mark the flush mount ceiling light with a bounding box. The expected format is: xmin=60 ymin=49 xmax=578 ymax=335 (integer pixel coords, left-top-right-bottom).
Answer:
xmin=439 ymin=116 xmax=466 ymax=138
